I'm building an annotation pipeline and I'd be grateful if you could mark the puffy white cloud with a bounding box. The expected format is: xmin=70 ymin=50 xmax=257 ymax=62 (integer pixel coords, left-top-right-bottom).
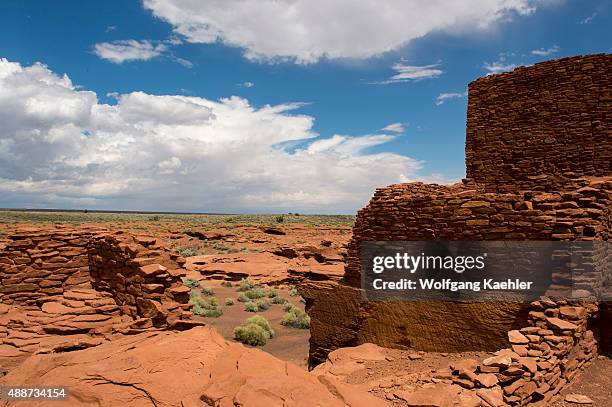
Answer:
xmin=143 ymin=0 xmax=544 ymax=63
xmin=435 ymin=92 xmax=465 ymax=106
xmin=0 ymin=58 xmax=430 ymax=213
xmin=94 ymin=40 xmax=168 ymax=63
xmin=381 ymin=123 xmax=406 ymax=133
xmin=530 ymin=45 xmax=560 ymax=56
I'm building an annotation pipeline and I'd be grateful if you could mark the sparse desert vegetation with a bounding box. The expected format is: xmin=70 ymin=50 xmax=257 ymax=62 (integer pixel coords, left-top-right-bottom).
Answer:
xmin=281 ymin=306 xmax=311 ymax=329
xmin=201 ymin=287 xmax=215 ymax=296
xmin=182 ymin=277 xmax=200 ymax=288
xmin=190 ymin=291 xmax=223 ymax=318
xmin=234 ymin=315 xmax=275 ymax=346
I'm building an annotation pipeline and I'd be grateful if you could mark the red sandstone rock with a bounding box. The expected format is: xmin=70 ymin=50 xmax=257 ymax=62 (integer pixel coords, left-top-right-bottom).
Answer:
xmin=476 ymin=387 xmax=505 ymax=407
xmin=507 ymin=330 xmax=529 ymax=345
xmin=547 ymin=317 xmax=579 ymax=331
xmin=564 ymin=393 xmax=594 ymax=404
xmin=0 ymin=326 xmax=391 ymax=407
xmin=399 ymin=384 xmax=460 ymax=407
xmin=482 ymin=355 xmax=512 ymax=369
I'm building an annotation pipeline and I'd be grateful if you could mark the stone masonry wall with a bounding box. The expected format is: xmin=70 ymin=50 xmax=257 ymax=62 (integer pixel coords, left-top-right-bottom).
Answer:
xmin=0 ymin=227 xmax=99 ymax=306
xmin=305 ymin=54 xmax=611 ymax=406
xmin=424 ymin=299 xmax=598 ymax=406
xmin=343 ymin=177 xmax=611 ymax=286
xmin=0 ymin=226 xmax=194 ymax=329
xmin=465 ymin=54 xmax=612 ymax=193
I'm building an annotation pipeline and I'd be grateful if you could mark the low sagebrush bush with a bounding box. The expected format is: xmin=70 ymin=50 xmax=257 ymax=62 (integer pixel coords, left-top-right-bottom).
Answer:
xmin=178 ymin=248 xmax=198 ymax=257
xmin=289 ymin=286 xmax=299 ymax=297
xmin=272 ymin=296 xmax=288 ymax=305
xmin=237 ymin=277 xmax=255 ymax=292
xmin=237 ymin=293 xmax=250 ymax=303
xmin=267 ymin=287 xmax=279 ymax=298
xmin=245 ymin=288 xmax=266 ymax=300
xmin=191 ymin=303 xmax=206 ymax=316
xmin=234 ymin=323 xmax=267 ymax=346
xmin=282 ymin=302 xmax=294 ymax=312
xmin=233 ymin=315 xmax=274 ymax=346
xmin=221 ymin=281 xmax=233 ymax=287
xmin=281 ymin=307 xmax=310 ymax=329
xmin=183 ymin=278 xmax=200 ymax=288
xmin=225 ymin=298 xmax=235 ymax=306
xmin=256 ymin=299 xmax=270 ymax=311
xmin=189 ymin=291 xmax=206 ymax=308
xmin=190 ymin=291 xmax=222 ymax=317
xmin=203 ymin=308 xmax=223 ymax=318
xmin=246 ymin=315 xmax=274 ymax=336
xmin=201 ymin=287 xmax=215 ymax=296
xmin=245 ymin=301 xmax=258 ymax=312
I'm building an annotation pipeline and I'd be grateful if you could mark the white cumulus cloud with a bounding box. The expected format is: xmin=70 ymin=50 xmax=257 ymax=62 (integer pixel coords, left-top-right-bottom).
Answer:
xmin=0 ymin=58 xmax=431 ymax=213
xmin=143 ymin=0 xmax=545 ymax=63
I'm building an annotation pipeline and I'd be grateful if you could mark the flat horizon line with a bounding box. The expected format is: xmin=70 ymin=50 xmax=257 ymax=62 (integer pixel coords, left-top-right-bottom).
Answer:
xmin=0 ymin=208 xmax=354 ymax=216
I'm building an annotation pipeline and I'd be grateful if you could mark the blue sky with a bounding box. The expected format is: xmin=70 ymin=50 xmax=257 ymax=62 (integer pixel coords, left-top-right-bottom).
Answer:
xmin=0 ymin=1 xmax=610 ymax=213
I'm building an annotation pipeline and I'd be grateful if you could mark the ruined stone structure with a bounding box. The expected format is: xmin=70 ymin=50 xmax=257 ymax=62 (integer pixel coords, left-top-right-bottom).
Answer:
xmin=0 ymin=226 xmax=193 ymax=326
xmin=304 ymin=54 xmax=611 ymax=405
xmin=0 ymin=226 xmax=201 ymax=373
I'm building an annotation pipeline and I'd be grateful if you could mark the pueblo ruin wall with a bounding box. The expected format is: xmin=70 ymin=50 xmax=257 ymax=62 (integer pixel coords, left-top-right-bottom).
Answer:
xmin=0 ymin=226 xmax=200 ymax=362
xmin=466 ymin=54 xmax=611 ymax=192
xmin=303 ymin=53 xmax=612 ymax=394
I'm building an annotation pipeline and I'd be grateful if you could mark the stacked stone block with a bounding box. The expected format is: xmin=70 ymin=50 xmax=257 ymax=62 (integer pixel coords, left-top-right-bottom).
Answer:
xmin=305 ymin=54 xmax=611 ymax=405
xmin=88 ymin=232 xmax=191 ymax=327
xmin=436 ymin=298 xmax=598 ymax=406
xmin=0 ymin=226 xmax=194 ymax=329
xmin=0 ymin=227 xmax=102 ymax=306
xmin=344 ymin=177 xmax=610 ymax=286
xmin=465 ymin=54 xmax=612 ymax=193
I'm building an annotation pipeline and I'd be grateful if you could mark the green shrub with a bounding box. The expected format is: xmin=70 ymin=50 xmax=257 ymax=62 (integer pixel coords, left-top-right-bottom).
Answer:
xmin=245 ymin=288 xmax=266 ymax=300
xmin=233 ymin=315 xmax=274 ymax=346
xmin=191 ymin=303 xmax=206 ymax=316
xmin=272 ymin=296 xmax=288 ymax=305
xmin=203 ymin=308 xmax=223 ymax=318
xmin=256 ymin=299 xmax=270 ymax=311
xmin=201 ymin=287 xmax=215 ymax=296
xmin=178 ymin=248 xmax=198 ymax=257
xmin=281 ymin=307 xmax=310 ymax=329
xmin=289 ymin=286 xmax=299 ymax=297
xmin=234 ymin=323 xmax=268 ymax=346
xmin=221 ymin=281 xmax=233 ymax=287
xmin=245 ymin=302 xmax=258 ymax=312
xmin=282 ymin=302 xmax=294 ymax=312
xmin=189 ymin=291 xmax=206 ymax=308
xmin=237 ymin=293 xmax=250 ymax=303
xmin=225 ymin=298 xmax=235 ymax=306
xmin=183 ymin=278 xmax=200 ymax=288
xmin=275 ymin=215 xmax=284 ymax=223
xmin=237 ymin=278 xmax=255 ymax=292
xmin=246 ymin=315 xmax=274 ymax=337
xmin=190 ymin=291 xmax=221 ymax=317
xmin=267 ymin=287 xmax=279 ymax=298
